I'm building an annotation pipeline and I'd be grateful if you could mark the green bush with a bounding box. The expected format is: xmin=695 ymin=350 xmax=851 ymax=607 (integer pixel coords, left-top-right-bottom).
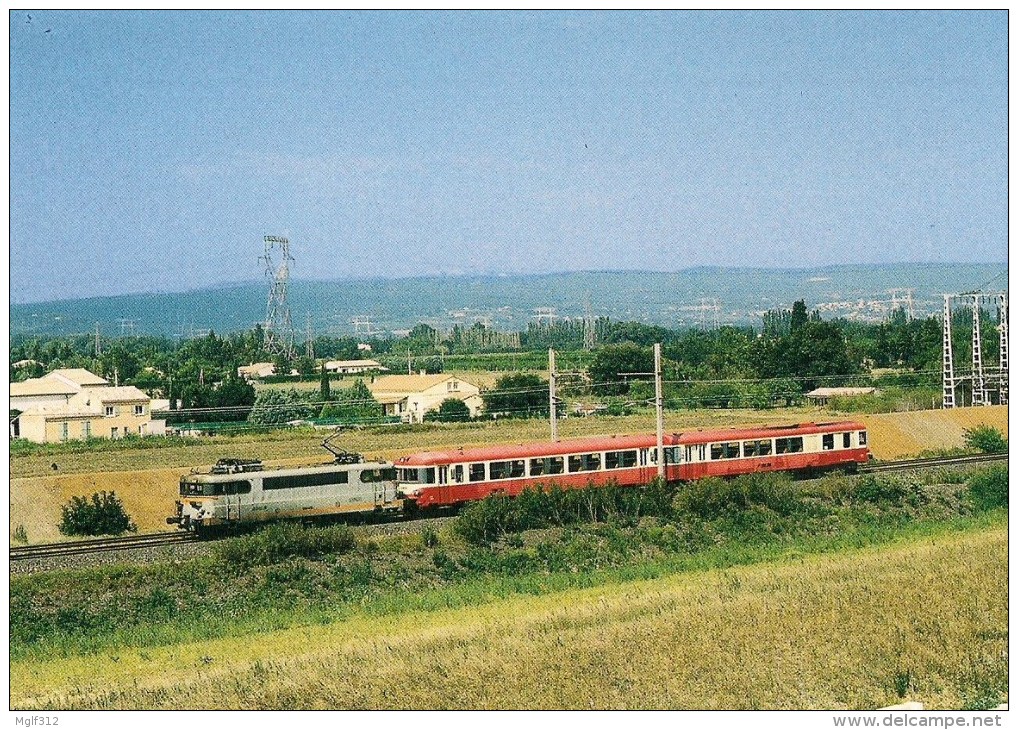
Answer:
xmin=967 ymin=466 xmax=1008 ymax=511
xmin=673 ymin=472 xmax=799 ymax=520
xmin=963 ymin=425 xmax=1008 ymax=454
xmin=58 ymin=491 xmax=137 ymax=536
xmin=213 ymin=522 xmax=355 ymax=569
xmin=455 ymin=480 xmax=678 ymax=545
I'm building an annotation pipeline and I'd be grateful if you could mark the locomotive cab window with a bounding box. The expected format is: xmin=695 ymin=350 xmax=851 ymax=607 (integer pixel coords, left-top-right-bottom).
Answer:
xmin=858 ymin=431 xmax=867 ymax=445
xmin=822 ymin=434 xmax=835 ymax=450
xmin=843 ymin=433 xmax=852 ymax=448
xmin=775 ymin=436 xmax=804 ymax=454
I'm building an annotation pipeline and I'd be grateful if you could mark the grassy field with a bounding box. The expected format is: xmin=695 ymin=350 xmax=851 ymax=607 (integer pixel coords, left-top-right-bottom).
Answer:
xmin=11 ymin=520 xmax=1007 ymax=710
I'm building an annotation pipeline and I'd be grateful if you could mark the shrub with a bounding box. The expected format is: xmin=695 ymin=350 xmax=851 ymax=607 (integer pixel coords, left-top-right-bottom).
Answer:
xmin=425 ymin=398 xmax=471 ymax=422
xmin=963 ymin=425 xmax=1008 ymax=454
xmin=673 ymin=472 xmax=799 ymax=519
xmin=967 ymin=466 xmax=1008 ymax=511
xmin=58 ymin=491 xmax=137 ymax=536
xmin=12 ymin=524 xmax=27 ymax=544
xmin=213 ymin=522 xmax=355 ymax=569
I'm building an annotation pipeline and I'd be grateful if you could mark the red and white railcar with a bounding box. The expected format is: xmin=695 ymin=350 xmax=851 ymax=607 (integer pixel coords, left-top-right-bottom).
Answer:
xmin=395 ymin=421 xmax=869 ymax=509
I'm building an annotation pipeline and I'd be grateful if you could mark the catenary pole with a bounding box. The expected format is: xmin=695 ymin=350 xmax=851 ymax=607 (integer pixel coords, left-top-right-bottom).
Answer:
xmin=549 ymin=348 xmax=558 ymax=442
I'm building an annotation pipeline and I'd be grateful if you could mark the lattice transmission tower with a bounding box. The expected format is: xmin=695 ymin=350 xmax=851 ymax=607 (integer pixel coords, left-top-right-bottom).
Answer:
xmin=942 ymin=295 xmax=957 ymax=409
xmin=260 ymin=235 xmax=296 ymax=359
xmin=971 ymin=294 xmax=987 ymax=407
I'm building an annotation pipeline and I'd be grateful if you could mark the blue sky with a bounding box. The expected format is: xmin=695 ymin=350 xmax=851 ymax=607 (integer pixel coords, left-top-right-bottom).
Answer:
xmin=9 ymin=10 xmax=1007 ymax=303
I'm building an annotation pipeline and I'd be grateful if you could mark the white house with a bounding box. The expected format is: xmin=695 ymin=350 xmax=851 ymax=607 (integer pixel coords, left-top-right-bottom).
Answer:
xmin=367 ymin=374 xmax=483 ymax=423
xmin=10 ymin=369 xmax=165 ymax=443
xmin=324 ymin=359 xmax=388 ymax=375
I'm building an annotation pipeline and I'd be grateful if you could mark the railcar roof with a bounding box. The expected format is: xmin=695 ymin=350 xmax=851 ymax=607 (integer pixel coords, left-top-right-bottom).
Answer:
xmin=394 ymin=421 xmax=866 ymax=466
xmin=186 ymin=459 xmax=391 ymax=479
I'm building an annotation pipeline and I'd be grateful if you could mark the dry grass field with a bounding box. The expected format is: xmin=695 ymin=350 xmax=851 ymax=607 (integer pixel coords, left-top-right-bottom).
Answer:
xmin=8 ymin=405 xmax=1008 ymax=542
xmin=10 ymin=524 xmax=1007 ymax=710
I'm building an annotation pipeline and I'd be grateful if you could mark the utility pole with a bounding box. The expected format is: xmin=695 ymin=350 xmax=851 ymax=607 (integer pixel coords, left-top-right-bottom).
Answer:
xmin=654 ymin=343 xmax=664 ymax=479
xmin=94 ymin=322 xmax=102 ymax=357
xmin=407 ymin=348 xmax=412 ymax=375
xmin=549 ymin=348 xmax=558 ymax=442
xmin=998 ymin=291 xmax=1009 ymax=405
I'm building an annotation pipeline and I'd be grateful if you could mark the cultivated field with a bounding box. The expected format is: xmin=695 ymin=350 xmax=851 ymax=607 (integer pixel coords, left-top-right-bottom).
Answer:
xmin=8 ymin=405 xmax=1007 ymax=542
xmin=11 ymin=524 xmax=1007 ymax=710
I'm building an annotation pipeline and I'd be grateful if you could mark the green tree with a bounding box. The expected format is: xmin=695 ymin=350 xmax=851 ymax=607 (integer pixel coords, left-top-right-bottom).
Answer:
xmin=589 ymin=343 xmax=654 ymax=396
xmin=59 ymin=491 xmax=136 ymax=536
xmin=426 ymin=398 xmax=471 ymax=422
xmin=963 ymin=425 xmax=1008 ymax=454
xmin=320 ymin=364 xmax=331 ymax=401
xmin=320 ymin=380 xmax=381 ymax=424
xmin=248 ymin=389 xmax=315 ymax=425
xmin=483 ymin=373 xmax=548 ymax=418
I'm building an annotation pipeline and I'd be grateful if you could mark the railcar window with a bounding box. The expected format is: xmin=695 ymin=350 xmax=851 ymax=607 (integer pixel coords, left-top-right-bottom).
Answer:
xmin=664 ymin=447 xmax=680 ymax=464
xmin=568 ymin=453 xmax=601 ymax=472
xmin=605 ymin=450 xmax=638 ymax=469
xmin=711 ymin=442 xmax=740 ymax=460
xmin=264 ymin=471 xmax=351 ymax=490
xmin=743 ymin=439 xmax=773 ymax=457
xmin=469 ymin=463 xmax=486 ymax=482
xmin=822 ymin=434 xmax=835 ymax=450
xmin=452 ymin=465 xmax=464 ymax=483
xmin=859 ymin=431 xmax=867 ymax=445
xmin=490 ymin=460 xmax=526 ymax=480
xmin=360 ymin=468 xmax=397 ymax=483
xmin=775 ymin=437 xmax=804 ymax=454
xmin=843 ymin=433 xmax=852 ymax=448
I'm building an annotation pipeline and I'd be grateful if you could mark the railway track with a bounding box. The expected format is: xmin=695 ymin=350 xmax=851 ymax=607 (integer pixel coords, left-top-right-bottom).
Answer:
xmin=10 ymin=453 xmax=1006 ymax=563
xmin=859 ymin=452 xmax=1008 ymax=474
xmin=10 ymin=531 xmax=197 ymax=562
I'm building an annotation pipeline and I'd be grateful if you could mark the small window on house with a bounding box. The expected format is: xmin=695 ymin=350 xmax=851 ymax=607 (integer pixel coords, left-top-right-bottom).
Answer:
xmin=843 ymin=433 xmax=852 ymax=448
xmin=134 ymin=404 xmax=145 ymax=416
xmin=83 ymin=421 xmax=91 ymax=438
xmin=822 ymin=434 xmax=835 ymax=450
xmin=469 ymin=463 xmax=486 ymax=482
xmin=111 ymin=427 xmax=120 ymax=439
xmin=60 ymin=422 xmax=69 ymax=441
xmin=105 ymin=406 xmax=115 ymax=418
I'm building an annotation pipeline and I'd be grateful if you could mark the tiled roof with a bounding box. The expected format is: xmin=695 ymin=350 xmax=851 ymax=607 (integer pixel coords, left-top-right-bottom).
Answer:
xmin=369 ymin=374 xmax=476 ymax=394
xmin=46 ymin=369 xmax=109 ymax=386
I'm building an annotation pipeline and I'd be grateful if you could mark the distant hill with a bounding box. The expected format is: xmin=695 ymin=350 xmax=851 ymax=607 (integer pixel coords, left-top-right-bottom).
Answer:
xmin=9 ymin=263 xmax=1007 ymax=339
